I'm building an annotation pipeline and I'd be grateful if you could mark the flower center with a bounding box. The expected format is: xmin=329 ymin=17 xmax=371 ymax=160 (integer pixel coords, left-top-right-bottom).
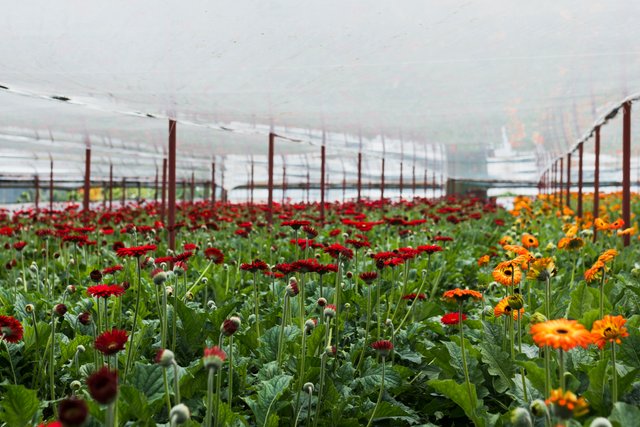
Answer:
xmin=556 ymin=328 xmax=569 ymax=334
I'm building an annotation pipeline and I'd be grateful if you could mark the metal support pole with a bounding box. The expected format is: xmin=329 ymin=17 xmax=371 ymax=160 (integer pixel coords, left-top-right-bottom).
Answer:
xmin=320 ymin=145 xmax=326 ymax=222
xmin=412 ymin=164 xmax=416 ymax=197
xmin=121 ymin=178 xmax=126 ymax=206
xmin=190 ymin=172 xmax=195 ymax=203
xmin=267 ymin=133 xmax=275 ymax=225
xmin=282 ymin=156 xmax=286 ymax=205
xmin=161 ymin=159 xmax=167 ymax=219
xmin=250 ymin=158 xmax=254 ymax=205
xmin=577 ymin=144 xmax=583 ymax=218
xmin=566 ymin=153 xmax=571 ymax=208
xmin=109 ymin=164 xmax=113 ymax=211
xmin=34 ymin=175 xmax=39 ymax=211
xmin=594 ymin=127 xmax=600 ymax=241
xmin=154 ymin=166 xmax=159 ymax=202
xmin=83 ymin=148 xmax=91 ymax=213
xmin=622 ymin=102 xmax=632 ymax=246
xmin=49 ymin=160 xmax=54 ymax=213
xmin=357 ymin=152 xmax=362 ymax=202
xmin=211 ymin=162 xmax=216 ymax=206
xmin=380 ymin=158 xmax=385 ymax=202
xmin=168 ymin=120 xmax=177 ymax=251
xmin=399 ymin=161 xmax=403 ymax=201
xmin=559 ymin=157 xmax=564 ymax=208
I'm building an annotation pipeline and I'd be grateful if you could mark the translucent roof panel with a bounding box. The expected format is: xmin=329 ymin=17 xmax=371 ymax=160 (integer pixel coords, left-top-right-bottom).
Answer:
xmin=1 ymin=1 xmax=639 ymax=187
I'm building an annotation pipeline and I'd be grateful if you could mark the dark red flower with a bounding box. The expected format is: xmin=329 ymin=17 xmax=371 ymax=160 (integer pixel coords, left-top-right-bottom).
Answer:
xmin=221 ymin=317 xmax=241 ymax=336
xmin=240 ymin=259 xmax=269 ymax=273
xmin=316 ymin=264 xmax=339 ymax=275
xmin=94 ymin=329 xmax=128 ymax=355
xmin=281 ymin=220 xmax=311 ymax=230
xmin=302 ymin=225 xmax=318 ymax=238
xmin=87 ymin=367 xmax=118 ymax=404
xmin=0 ymin=315 xmax=24 ymax=343
xmin=89 ymin=270 xmax=103 ymax=283
xmin=371 ymin=340 xmax=394 ymax=357
xmin=324 ymin=243 xmax=353 ymax=260
xmin=292 ymin=258 xmax=320 ymax=273
xmin=441 ymin=312 xmax=467 ymax=325
xmin=359 ymin=271 xmax=378 ymax=284
xmin=402 ymin=293 xmax=427 ymax=301
xmin=58 ymin=397 xmax=88 ymax=426
xmin=418 ymin=245 xmax=443 ymax=255
xmin=204 ymin=247 xmax=224 ymax=264
xmin=78 ymin=312 xmax=92 ymax=326
xmin=102 ymin=264 xmax=124 ymax=275
xmin=116 ymin=244 xmax=157 ymax=258
xmin=183 ymin=243 xmax=198 ymax=251
xmin=13 ymin=241 xmax=27 ymax=251
xmin=173 ymin=251 xmax=193 ymax=262
xmin=434 ymin=236 xmax=453 ymax=242
xmin=87 ymin=285 xmax=126 ymax=298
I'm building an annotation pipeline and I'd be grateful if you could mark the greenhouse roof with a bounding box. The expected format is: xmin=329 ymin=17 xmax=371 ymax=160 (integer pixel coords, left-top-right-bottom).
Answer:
xmin=1 ymin=1 xmax=640 ymax=189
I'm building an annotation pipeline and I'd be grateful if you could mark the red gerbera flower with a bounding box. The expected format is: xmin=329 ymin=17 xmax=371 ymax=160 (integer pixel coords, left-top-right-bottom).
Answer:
xmin=240 ymin=259 xmax=269 ymax=272
xmin=12 ymin=241 xmax=27 ymax=251
xmin=359 ymin=271 xmax=378 ymax=284
xmin=116 ymin=244 xmax=157 ymax=258
xmin=418 ymin=245 xmax=443 ymax=255
xmin=402 ymin=293 xmax=426 ymax=301
xmin=94 ymin=329 xmax=128 ymax=355
xmin=204 ymin=247 xmax=224 ymax=264
xmin=441 ymin=312 xmax=467 ymax=325
xmin=434 ymin=236 xmax=453 ymax=242
xmin=87 ymin=367 xmax=118 ymax=404
xmin=87 ymin=285 xmax=126 ymax=299
xmin=292 ymin=258 xmax=320 ymax=273
xmin=371 ymin=340 xmax=394 ymax=358
xmin=281 ymin=220 xmax=311 ymax=229
xmin=316 ymin=263 xmax=338 ymax=275
xmin=102 ymin=265 xmax=124 ymax=275
xmin=172 ymin=251 xmax=193 ymax=262
xmin=323 ymin=243 xmax=353 ymax=260
xmin=0 ymin=315 xmax=24 ymax=343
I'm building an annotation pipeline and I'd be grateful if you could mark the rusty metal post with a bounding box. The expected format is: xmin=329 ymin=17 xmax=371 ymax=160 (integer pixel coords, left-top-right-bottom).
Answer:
xmin=83 ymin=148 xmax=91 ymax=213
xmin=577 ymin=144 xmax=583 ymax=218
xmin=380 ymin=158 xmax=385 ymax=202
xmin=559 ymin=157 xmax=564 ymax=208
xmin=267 ymin=133 xmax=275 ymax=225
xmin=594 ymin=127 xmax=600 ymax=241
xmin=566 ymin=153 xmax=571 ymax=208
xmin=250 ymin=158 xmax=254 ymax=205
xmin=211 ymin=161 xmax=216 ymax=206
xmin=320 ymin=145 xmax=326 ymax=222
xmin=109 ymin=164 xmax=113 ymax=210
xmin=412 ymin=164 xmax=416 ymax=197
xmin=357 ymin=152 xmax=362 ymax=202
xmin=622 ymin=102 xmax=632 ymax=246
xmin=121 ymin=178 xmax=126 ymax=205
xmin=282 ymin=156 xmax=286 ymax=205
xmin=399 ymin=161 xmax=403 ymax=200
xmin=49 ymin=160 xmax=54 ymax=213
xmin=168 ymin=120 xmax=177 ymax=251
xmin=190 ymin=172 xmax=195 ymax=203
xmin=154 ymin=166 xmax=159 ymax=202
xmin=161 ymin=159 xmax=167 ymax=219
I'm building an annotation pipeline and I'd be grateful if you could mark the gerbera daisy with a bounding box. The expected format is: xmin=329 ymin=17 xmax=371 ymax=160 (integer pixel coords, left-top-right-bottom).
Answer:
xmin=204 ymin=247 xmax=224 ymax=264
xmin=590 ymin=315 xmax=629 ymax=350
xmin=94 ymin=329 xmax=128 ymax=355
xmin=584 ymin=260 xmax=605 ymax=283
xmin=203 ymin=346 xmax=226 ymax=370
xmin=87 ymin=367 xmax=118 ymax=404
xmin=371 ymin=340 xmax=394 ymax=358
xmin=492 ymin=261 xmax=522 ymax=286
xmin=0 ymin=315 xmax=24 ymax=343
xmin=359 ymin=271 xmax=378 ymax=284
xmin=530 ymin=319 xmax=592 ymax=351
xmin=441 ymin=312 xmax=467 ymax=325
xmin=87 ymin=284 xmax=126 ymax=298
xmin=617 ymin=227 xmax=635 ymax=236
xmin=521 ymin=233 xmax=539 ymax=248
xmin=545 ymin=388 xmax=589 ymax=419
xmin=609 ymin=218 xmax=625 ymax=230
xmin=526 ymin=257 xmax=556 ymax=281
xmin=557 ymin=237 xmax=584 ymax=250
xmin=494 ymin=296 xmax=524 ymax=320
xmin=401 ymin=293 xmax=426 ymax=301
xmin=597 ymin=249 xmax=618 ymax=264
xmin=240 ymin=259 xmax=269 ymax=272
xmin=594 ymin=218 xmax=610 ymax=231
xmin=102 ymin=264 xmax=124 ymax=275
xmin=477 ymin=255 xmax=490 ymax=267
xmin=116 ymin=244 xmax=157 ymax=258
xmin=417 ymin=245 xmax=443 ymax=255
xmin=442 ymin=288 xmax=483 ymax=303
xmin=323 ymin=243 xmax=354 ymax=260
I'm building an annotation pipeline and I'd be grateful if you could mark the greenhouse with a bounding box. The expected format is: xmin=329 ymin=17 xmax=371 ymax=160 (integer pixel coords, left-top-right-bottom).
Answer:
xmin=1 ymin=1 xmax=639 ymax=426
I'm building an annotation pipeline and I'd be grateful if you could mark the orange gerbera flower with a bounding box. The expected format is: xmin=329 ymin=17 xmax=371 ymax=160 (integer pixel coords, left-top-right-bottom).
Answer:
xmin=521 ymin=233 xmax=539 ymax=248
xmin=597 ymin=249 xmax=618 ymax=264
xmin=442 ymin=288 xmax=483 ymax=303
xmin=494 ymin=296 xmax=525 ymax=320
xmin=594 ymin=218 xmax=610 ymax=231
xmin=546 ymin=388 xmax=589 ymax=419
xmin=563 ymin=224 xmax=579 ymax=237
xmin=530 ymin=319 xmax=592 ymax=351
xmin=610 ymin=218 xmax=625 ymax=230
xmin=590 ymin=315 xmax=629 ymax=349
xmin=526 ymin=257 xmax=556 ymax=281
xmin=492 ymin=261 xmax=522 ymax=286
xmin=617 ymin=227 xmax=635 ymax=236
xmin=498 ymin=235 xmax=513 ymax=246
xmin=503 ymin=245 xmax=529 ymax=256
xmin=477 ymin=255 xmax=490 ymax=267
xmin=584 ymin=260 xmax=605 ymax=283
xmin=557 ymin=237 xmax=584 ymax=250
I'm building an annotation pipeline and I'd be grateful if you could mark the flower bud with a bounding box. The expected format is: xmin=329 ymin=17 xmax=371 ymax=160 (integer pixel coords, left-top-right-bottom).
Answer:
xmin=78 ymin=312 xmax=92 ymax=326
xmin=207 ymin=300 xmax=217 ymax=310
xmin=152 ymin=269 xmax=167 ymax=285
xmin=203 ymin=346 xmax=226 ymax=371
xmin=221 ymin=316 xmax=241 ymax=336
xmin=77 ymin=345 xmax=86 ymax=353
xmin=317 ymin=297 xmax=327 ymax=307
xmin=385 ymin=319 xmax=393 ymax=328
xmin=305 ymin=318 xmax=317 ymax=332
xmin=155 ymin=349 xmax=175 ymax=368
xmin=54 ymin=304 xmax=68 ymax=317
xmin=70 ymin=380 xmax=82 ymax=391
xmin=185 ymin=291 xmax=194 ymax=301
xmin=29 ymin=262 xmax=39 ymax=272
xmin=90 ymin=269 xmax=103 ymax=283
xmin=507 ymin=294 xmax=524 ymax=310
xmin=169 ymin=403 xmax=191 ymax=424
xmin=303 ymin=382 xmax=314 ymax=394
xmin=166 ymin=286 xmax=174 ymax=297
xmin=248 ymin=314 xmax=256 ymax=323
xmin=25 ymin=304 xmax=35 ymax=313
xmin=590 ymin=417 xmax=613 ymax=427
xmin=509 ymin=407 xmax=532 ymax=427
xmin=66 ymin=284 xmax=76 ymax=294
xmin=529 ymin=312 xmax=547 ymax=326
xmin=323 ymin=305 xmax=336 ymax=319
xmin=529 ymin=399 xmax=548 ymax=418
xmin=346 ymin=271 xmax=353 ymax=279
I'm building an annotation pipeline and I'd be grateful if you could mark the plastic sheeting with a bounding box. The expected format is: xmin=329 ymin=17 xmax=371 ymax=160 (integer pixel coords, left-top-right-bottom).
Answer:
xmin=1 ymin=1 xmax=640 ymax=191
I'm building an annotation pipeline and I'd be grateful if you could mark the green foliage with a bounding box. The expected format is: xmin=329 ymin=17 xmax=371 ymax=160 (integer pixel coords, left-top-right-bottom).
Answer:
xmin=0 ymin=385 xmax=39 ymax=427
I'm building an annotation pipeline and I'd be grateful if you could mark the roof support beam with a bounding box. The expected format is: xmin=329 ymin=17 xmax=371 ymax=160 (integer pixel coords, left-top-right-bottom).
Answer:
xmin=168 ymin=119 xmax=177 ymax=251
xmin=622 ymin=102 xmax=632 ymax=246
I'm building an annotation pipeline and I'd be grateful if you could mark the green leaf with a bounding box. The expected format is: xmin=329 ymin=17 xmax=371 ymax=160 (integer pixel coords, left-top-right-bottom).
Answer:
xmin=516 ymin=360 xmax=546 ymax=394
xmin=567 ymin=282 xmax=594 ymax=320
xmin=117 ymin=385 xmax=156 ymax=426
xmin=130 ymin=362 xmax=166 ymax=404
xmin=0 ymin=384 xmax=39 ymax=427
xmin=610 ymin=402 xmax=640 ymax=427
xmin=259 ymin=325 xmax=299 ymax=361
xmin=368 ymin=401 xmax=420 ymax=425
xmin=242 ymin=374 xmax=293 ymax=427
xmin=428 ymin=379 xmax=483 ymax=427
xmin=479 ymin=342 xmax=514 ymax=393
xmin=583 ymin=358 xmax=608 ymax=412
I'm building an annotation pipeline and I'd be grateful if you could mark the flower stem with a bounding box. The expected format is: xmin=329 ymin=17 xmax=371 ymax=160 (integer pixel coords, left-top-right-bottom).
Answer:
xmin=124 ymin=257 xmax=143 ymax=381
xmin=228 ymin=335 xmax=234 ymax=405
xmin=172 ymin=361 xmax=181 ymax=404
xmin=611 ymin=341 xmax=618 ymax=403
xmin=356 ymin=283 xmax=373 ymax=373
xmin=215 ymin=366 xmax=222 ymax=427
xmin=1 ymin=337 xmax=17 ymax=384
xmin=253 ymin=271 xmax=261 ymax=340
xmin=314 ymin=353 xmax=328 ymax=427
xmin=545 ymin=276 xmax=551 ymax=320
xmin=365 ymin=358 xmax=385 ymax=427
xmin=599 ymin=270 xmax=606 ymax=320
xmin=163 ymin=369 xmax=172 ymax=415
xmin=395 ymin=272 xmax=427 ymax=334
xmin=205 ymin=368 xmax=214 ymax=427
xmin=277 ymin=294 xmax=289 ymax=368
xmin=544 ymin=346 xmax=551 ymax=396
xmin=459 ymin=303 xmax=474 ymax=409
xmin=558 ymin=349 xmax=565 ymax=390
